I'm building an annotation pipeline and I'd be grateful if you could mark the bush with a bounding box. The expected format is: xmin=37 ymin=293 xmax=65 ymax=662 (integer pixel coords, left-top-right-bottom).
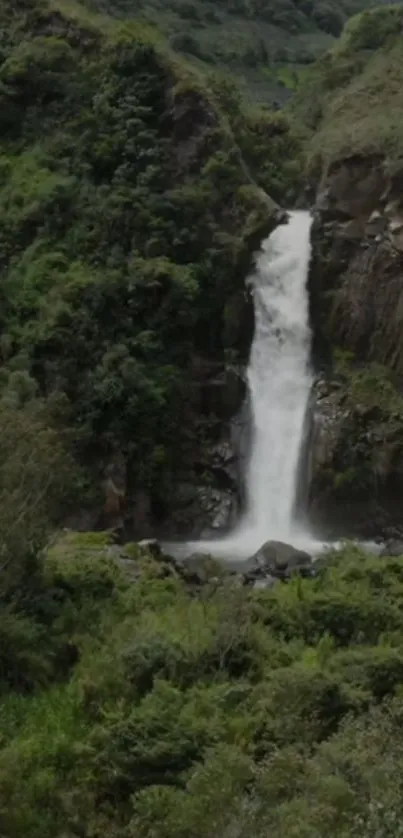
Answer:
xmin=0 ymin=399 xmax=76 ymax=600
xmin=0 ymin=608 xmax=53 ymax=693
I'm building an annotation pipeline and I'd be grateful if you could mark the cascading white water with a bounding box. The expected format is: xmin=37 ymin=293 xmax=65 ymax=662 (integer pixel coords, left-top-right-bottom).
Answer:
xmin=182 ymin=210 xmax=317 ymax=560
xmin=169 ymin=209 xmax=323 ymax=561
xmin=236 ymin=209 xmax=314 ymax=548
xmin=169 ymin=210 xmax=379 ymax=562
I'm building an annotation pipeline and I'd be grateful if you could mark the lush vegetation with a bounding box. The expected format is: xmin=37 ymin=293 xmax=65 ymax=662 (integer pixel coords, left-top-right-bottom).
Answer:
xmin=1 ymin=1 xmax=401 ymax=531
xmin=83 ymin=0 xmax=401 ymax=102
xmin=4 ymin=3 xmax=403 ymax=837
xmin=0 ymin=0 xmax=301 ymax=530
xmin=4 ymin=531 xmax=403 ymax=837
xmin=290 ymin=3 xmax=403 ymax=168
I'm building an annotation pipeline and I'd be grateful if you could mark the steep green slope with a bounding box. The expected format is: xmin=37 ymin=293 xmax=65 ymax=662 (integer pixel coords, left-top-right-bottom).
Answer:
xmin=83 ymin=0 xmax=403 ymax=102
xmin=293 ymin=5 xmax=403 ymax=537
xmin=291 ymin=3 xmax=403 ymax=169
xmin=0 ymin=0 xmax=300 ymax=532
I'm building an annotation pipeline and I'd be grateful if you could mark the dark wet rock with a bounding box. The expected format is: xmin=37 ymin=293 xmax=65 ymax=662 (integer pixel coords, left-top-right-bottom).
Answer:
xmin=380 ymin=539 xmax=403 ymax=558
xmin=243 ymin=540 xmax=312 ymax=582
xmin=307 ymin=373 xmax=403 ymax=539
xmin=242 ymin=566 xmax=278 ymax=588
xmin=128 ymin=488 xmax=154 ymax=539
xmin=190 ymin=355 xmax=246 ymax=415
xmin=138 ymin=538 xmax=162 ymax=558
xmin=209 ymin=441 xmax=238 ymax=489
xmin=159 ymin=481 xmax=238 ymax=540
xmin=198 ymin=487 xmax=238 ymax=537
xmin=124 ymin=539 xmax=230 ymax=587
xmin=115 ymin=536 xmax=320 ymax=591
xmin=194 ymin=361 xmax=247 ymax=423
xmin=252 ymin=576 xmax=278 ymax=590
xmin=253 ymin=539 xmax=312 ymax=571
xmin=310 ymin=154 xmax=403 ymax=374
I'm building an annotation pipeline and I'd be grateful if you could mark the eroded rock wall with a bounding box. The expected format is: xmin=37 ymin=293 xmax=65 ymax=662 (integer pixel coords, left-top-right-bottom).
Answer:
xmin=308 ymin=155 xmax=403 ymax=538
xmin=310 ymin=155 xmax=403 ymax=369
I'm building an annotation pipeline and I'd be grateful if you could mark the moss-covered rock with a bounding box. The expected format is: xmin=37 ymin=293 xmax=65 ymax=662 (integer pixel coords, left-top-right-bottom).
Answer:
xmin=308 ymin=363 xmax=403 ymax=538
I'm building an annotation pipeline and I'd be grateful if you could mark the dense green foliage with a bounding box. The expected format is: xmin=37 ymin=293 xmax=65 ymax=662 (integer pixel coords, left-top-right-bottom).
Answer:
xmin=0 ymin=396 xmax=77 ymax=600
xmin=4 ymin=536 xmax=403 ymax=836
xmin=83 ymin=0 xmax=400 ymax=101
xmin=4 ymin=4 xmax=403 ymax=837
xmin=290 ymin=3 xmax=403 ymax=167
xmin=0 ymin=0 xmax=300 ymax=525
xmin=1 ymin=1 xmax=400 ymax=528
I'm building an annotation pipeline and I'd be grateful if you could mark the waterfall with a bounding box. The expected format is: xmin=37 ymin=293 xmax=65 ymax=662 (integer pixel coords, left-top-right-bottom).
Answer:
xmin=170 ymin=210 xmax=318 ymax=560
xmin=203 ymin=210 xmax=315 ymax=558
xmin=236 ymin=209 xmax=314 ymax=548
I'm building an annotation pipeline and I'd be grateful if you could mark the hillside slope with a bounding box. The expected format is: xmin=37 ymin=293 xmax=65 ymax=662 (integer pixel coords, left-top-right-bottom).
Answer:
xmin=82 ymin=0 xmax=402 ymax=102
xmin=0 ymin=0 xmax=298 ymax=538
xmin=292 ymin=3 xmax=403 ymax=168
xmin=292 ymin=5 xmax=403 ymax=536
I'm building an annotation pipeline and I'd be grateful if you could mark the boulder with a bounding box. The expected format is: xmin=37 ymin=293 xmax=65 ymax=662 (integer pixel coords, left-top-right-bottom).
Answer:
xmin=247 ymin=540 xmax=312 ymax=579
xmin=138 ymin=538 xmax=162 ymax=558
xmin=380 ymin=539 xmax=403 ymax=558
xmin=252 ymin=576 xmax=278 ymax=590
xmin=242 ymin=567 xmax=278 ymax=589
xmin=179 ymin=553 xmax=228 ymax=585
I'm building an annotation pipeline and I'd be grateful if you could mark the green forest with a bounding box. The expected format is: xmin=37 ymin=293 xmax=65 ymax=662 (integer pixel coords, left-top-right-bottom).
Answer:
xmin=2 ymin=0 xmax=403 ymax=835
xmin=84 ymin=0 xmax=403 ymax=101
xmin=0 ymin=0 xmax=299 ymax=537
xmin=5 ymin=534 xmax=403 ymax=837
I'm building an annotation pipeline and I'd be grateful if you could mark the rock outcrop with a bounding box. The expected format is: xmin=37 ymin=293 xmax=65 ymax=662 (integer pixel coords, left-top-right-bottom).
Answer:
xmin=241 ymin=539 xmax=313 ymax=584
xmin=308 ymin=156 xmax=403 ymax=537
xmin=309 ymin=155 xmax=403 ymax=372
xmin=113 ymin=538 xmax=315 ymax=589
xmin=308 ymin=374 xmax=403 ymax=538
xmin=289 ymin=8 xmax=403 ymax=537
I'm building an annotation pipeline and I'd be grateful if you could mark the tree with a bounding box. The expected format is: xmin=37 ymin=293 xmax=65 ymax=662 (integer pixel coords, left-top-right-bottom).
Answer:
xmin=0 ymin=395 xmax=75 ymax=600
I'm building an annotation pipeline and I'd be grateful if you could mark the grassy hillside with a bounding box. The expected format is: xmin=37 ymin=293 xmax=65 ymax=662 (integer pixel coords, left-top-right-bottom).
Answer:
xmin=82 ymin=0 xmax=403 ymax=102
xmin=290 ymin=4 xmax=403 ymax=169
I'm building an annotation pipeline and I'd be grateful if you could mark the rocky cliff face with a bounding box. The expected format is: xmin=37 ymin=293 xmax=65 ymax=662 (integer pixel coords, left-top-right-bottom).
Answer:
xmin=308 ymin=373 xmax=403 ymax=539
xmin=310 ymin=155 xmax=403 ymax=371
xmin=289 ymin=4 xmax=403 ymax=538
xmin=308 ymin=155 xmax=403 ymax=538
